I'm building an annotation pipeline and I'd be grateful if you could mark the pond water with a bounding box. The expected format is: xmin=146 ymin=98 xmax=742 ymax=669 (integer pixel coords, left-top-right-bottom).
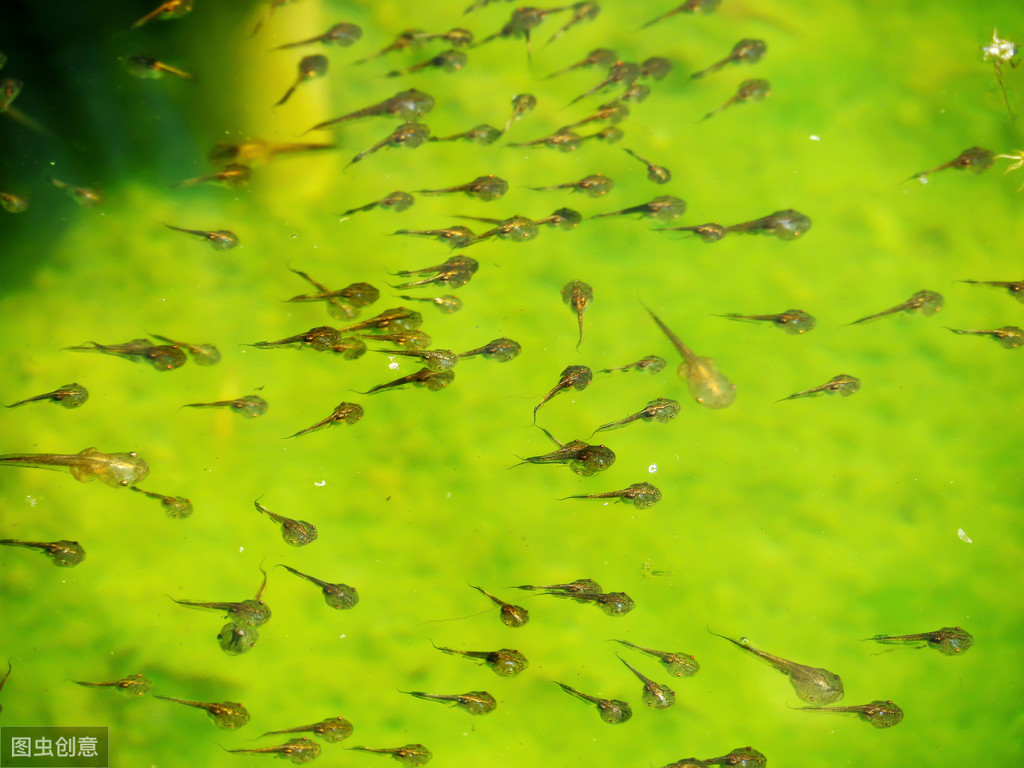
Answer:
xmin=1 ymin=1 xmax=1022 ymax=766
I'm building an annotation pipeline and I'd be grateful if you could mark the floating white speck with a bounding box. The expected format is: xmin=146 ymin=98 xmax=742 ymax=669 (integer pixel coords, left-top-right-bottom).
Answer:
xmin=957 ymin=528 xmax=973 ymax=543
xmin=26 ymin=495 xmax=37 ymax=507
xmin=314 ymin=480 xmax=326 ymax=487
xmin=388 ymin=359 xmax=400 ymax=370
xmin=239 ymin=546 xmax=245 ymax=552
xmin=810 ymin=135 xmax=821 ymax=141
xmin=648 ymin=464 xmax=658 ymax=473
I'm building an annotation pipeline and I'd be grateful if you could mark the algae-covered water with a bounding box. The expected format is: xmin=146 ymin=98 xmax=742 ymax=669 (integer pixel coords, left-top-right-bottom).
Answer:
xmin=1 ymin=1 xmax=1022 ymax=766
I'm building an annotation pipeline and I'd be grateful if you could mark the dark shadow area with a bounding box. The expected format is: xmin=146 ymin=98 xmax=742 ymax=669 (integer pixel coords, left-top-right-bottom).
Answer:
xmin=0 ymin=0 xmax=258 ymax=290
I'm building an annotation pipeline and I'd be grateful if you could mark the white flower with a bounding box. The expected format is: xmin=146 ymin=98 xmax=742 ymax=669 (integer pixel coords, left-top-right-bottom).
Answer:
xmin=983 ymin=28 xmax=1017 ymax=63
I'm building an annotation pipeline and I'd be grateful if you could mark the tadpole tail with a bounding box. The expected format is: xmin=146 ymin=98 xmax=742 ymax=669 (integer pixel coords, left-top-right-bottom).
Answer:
xmin=5 ymin=395 xmax=45 ymax=407
xmin=690 ymin=60 xmax=726 ymax=79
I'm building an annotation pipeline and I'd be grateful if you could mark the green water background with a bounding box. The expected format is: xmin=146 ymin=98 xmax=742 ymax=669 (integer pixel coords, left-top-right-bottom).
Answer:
xmin=1 ymin=0 xmax=1022 ymax=765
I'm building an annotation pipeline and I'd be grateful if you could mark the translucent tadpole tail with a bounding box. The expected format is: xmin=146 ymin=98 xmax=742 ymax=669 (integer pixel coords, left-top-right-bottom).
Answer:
xmin=639 ymin=9 xmax=677 ymax=31
xmin=275 ymin=82 xmax=299 ymax=107
xmin=690 ymin=60 xmax=726 ymax=79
